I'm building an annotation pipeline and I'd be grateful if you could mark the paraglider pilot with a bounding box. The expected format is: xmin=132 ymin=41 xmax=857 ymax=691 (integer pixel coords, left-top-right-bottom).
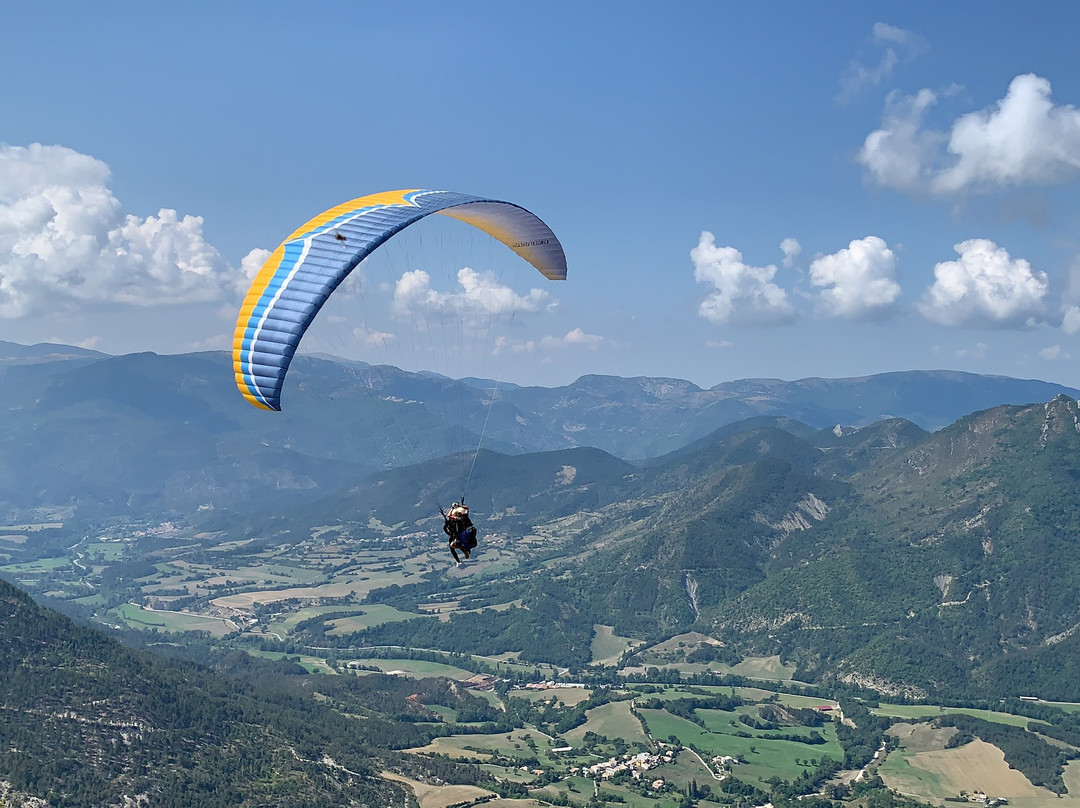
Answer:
xmin=442 ymin=499 xmax=477 ymax=564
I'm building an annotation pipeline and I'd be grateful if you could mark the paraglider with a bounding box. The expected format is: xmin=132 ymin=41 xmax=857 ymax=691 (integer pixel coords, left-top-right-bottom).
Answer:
xmin=233 ymin=189 xmax=567 ymax=566
xmin=233 ymin=189 xmax=566 ymax=412
xmin=441 ymin=499 xmax=476 ymax=565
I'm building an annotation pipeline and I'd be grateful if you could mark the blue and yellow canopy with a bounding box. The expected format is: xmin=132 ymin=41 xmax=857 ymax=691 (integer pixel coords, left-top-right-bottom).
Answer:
xmin=233 ymin=190 xmax=567 ymax=411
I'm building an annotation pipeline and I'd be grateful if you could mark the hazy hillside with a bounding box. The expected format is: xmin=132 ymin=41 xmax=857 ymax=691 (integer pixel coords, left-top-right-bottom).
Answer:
xmin=2 ymin=341 xmax=1076 ymax=521
xmin=0 ymin=339 xmax=107 ymax=365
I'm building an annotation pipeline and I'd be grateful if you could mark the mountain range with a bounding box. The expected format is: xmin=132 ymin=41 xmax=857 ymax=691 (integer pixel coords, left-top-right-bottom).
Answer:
xmin=2 ymin=339 xmax=1076 ymax=521
xmin=5 ymin=340 xmax=1080 ymax=700
xmin=264 ymin=397 xmax=1080 ymax=702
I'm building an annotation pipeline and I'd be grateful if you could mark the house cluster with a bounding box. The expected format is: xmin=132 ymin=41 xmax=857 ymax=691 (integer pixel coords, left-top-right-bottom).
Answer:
xmin=962 ymin=792 xmax=1008 ymax=806
xmin=571 ymin=750 xmax=674 ymax=783
xmin=464 ymin=674 xmax=499 ymax=690
xmin=709 ymin=754 xmax=740 ymax=778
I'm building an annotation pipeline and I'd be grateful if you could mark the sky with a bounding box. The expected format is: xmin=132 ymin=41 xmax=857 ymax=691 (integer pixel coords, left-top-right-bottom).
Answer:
xmin=3 ymin=2 xmax=1080 ymax=390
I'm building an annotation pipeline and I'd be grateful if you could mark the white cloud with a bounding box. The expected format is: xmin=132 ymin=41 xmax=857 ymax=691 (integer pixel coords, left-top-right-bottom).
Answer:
xmin=1062 ymin=306 xmax=1080 ymax=335
xmin=351 ymin=326 xmax=394 ymax=347
xmin=392 ymin=267 xmax=548 ymax=321
xmin=858 ymin=88 xmax=945 ymax=192
xmin=838 ymin=23 xmax=927 ymax=103
xmin=0 ymin=142 xmax=249 ymax=318
xmin=933 ymin=75 xmax=1080 ymax=193
xmin=691 ymin=232 xmax=794 ymax=326
xmin=859 ymin=75 xmax=1080 ymax=195
xmin=240 ymin=248 xmax=270 ymax=284
xmin=809 ymin=236 xmax=901 ymax=319
xmin=956 ymin=341 xmax=988 ymax=360
xmin=780 ymin=238 xmax=801 ymax=268
xmin=541 ymin=327 xmax=605 ymax=350
xmin=494 ymin=327 xmax=608 ymax=356
xmin=1039 ymin=345 xmax=1069 ymax=361
xmin=918 ymin=239 xmax=1048 ymax=327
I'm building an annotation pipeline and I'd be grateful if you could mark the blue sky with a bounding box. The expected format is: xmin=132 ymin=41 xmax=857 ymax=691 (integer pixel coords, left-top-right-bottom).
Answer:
xmin=3 ymin=2 xmax=1080 ymax=389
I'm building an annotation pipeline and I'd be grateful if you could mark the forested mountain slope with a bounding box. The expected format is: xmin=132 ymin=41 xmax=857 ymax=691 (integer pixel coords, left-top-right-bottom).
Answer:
xmin=0 ymin=576 xmax=499 ymax=807
xmin=710 ymin=396 xmax=1080 ymax=698
xmin=315 ymin=400 xmax=1080 ymax=700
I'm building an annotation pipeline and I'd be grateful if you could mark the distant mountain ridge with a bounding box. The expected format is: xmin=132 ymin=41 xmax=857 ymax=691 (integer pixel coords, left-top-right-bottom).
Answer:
xmin=0 ymin=339 xmax=107 ymax=364
xmin=0 ymin=340 xmax=1076 ymax=520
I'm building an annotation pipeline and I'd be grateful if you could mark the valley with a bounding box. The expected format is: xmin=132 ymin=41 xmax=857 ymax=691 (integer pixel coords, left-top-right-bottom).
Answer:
xmin=7 ymin=512 xmax=1080 ymax=807
xmin=7 ymin=350 xmax=1080 ymax=806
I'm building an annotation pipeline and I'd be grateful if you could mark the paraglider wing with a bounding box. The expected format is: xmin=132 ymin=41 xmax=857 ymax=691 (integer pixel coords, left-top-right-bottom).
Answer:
xmin=233 ymin=189 xmax=566 ymax=411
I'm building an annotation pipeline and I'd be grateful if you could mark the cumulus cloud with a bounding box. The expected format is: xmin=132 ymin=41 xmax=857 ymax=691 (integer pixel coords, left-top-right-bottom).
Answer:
xmin=240 ymin=248 xmax=270 ymax=283
xmin=1039 ymin=345 xmax=1069 ymax=361
xmin=918 ymin=239 xmax=1048 ymax=327
xmin=780 ymin=238 xmax=801 ymax=268
xmin=809 ymin=236 xmax=901 ymax=319
xmin=392 ymin=267 xmax=548 ymax=322
xmin=933 ymin=75 xmax=1080 ymax=193
xmin=691 ymin=232 xmax=794 ymax=326
xmin=838 ymin=23 xmax=927 ymax=103
xmin=859 ymin=75 xmax=1080 ymax=195
xmin=545 ymin=327 xmax=605 ymax=349
xmin=494 ymin=327 xmax=608 ymax=356
xmin=350 ymin=326 xmax=394 ymax=347
xmin=0 ymin=142 xmax=254 ymax=318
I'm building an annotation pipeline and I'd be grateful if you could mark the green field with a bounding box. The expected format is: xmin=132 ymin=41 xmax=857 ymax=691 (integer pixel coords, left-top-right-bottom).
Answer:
xmin=0 ymin=556 xmax=70 ymax=573
xmin=262 ymin=604 xmax=369 ymax=635
xmin=115 ymin=603 xmax=237 ymax=636
xmin=410 ymin=727 xmax=555 ymax=761
xmin=873 ymin=703 xmax=1047 ymax=728
xmin=564 ymin=701 xmax=650 ymax=748
xmin=1042 ymin=701 xmax=1080 ymax=714
xmin=248 ymin=649 xmax=339 ymax=674
xmin=636 ymin=707 xmax=833 ymax=788
xmin=590 ymin=624 xmax=638 ymax=665
xmin=533 ymin=776 xmax=685 ymax=808
xmin=326 ymin=604 xmax=430 ymax=634
xmin=511 ymin=687 xmax=593 ymax=707
xmin=0 ymin=522 xmax=63 ymax=531
xmin=739 ymin=688 xmax=836 ymax=709
xmin=80 ymin=542 xmax=125 ymax=561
